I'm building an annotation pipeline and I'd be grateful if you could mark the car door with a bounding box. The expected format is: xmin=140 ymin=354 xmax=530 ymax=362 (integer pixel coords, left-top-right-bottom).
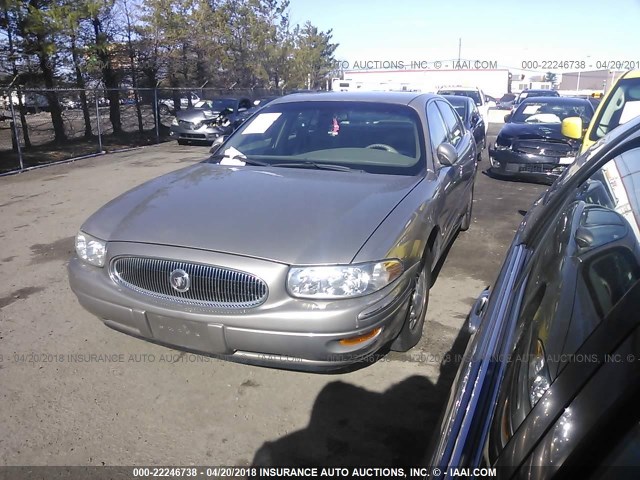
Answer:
xmin=436 ymin=100 xmax=476 ymax=233
xmin=426 ymin=100 xmax=460 ymax=249
xmin=484 ymin=149 xmax=640 ymax=474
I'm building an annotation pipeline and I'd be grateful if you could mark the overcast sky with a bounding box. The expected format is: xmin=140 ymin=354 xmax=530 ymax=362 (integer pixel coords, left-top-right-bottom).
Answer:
xmin=287 ymin=0 xmax=640 ymax=73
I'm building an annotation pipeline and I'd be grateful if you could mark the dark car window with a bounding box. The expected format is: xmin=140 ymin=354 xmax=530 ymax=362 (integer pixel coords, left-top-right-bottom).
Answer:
xmin=438 ymin=90 xmax=482 ymax=106
xmin=218 ymin=101 xmax=426 ymax=176
xmin=512 ymin=100 xmax=594 ymax=124
xmin=487 ymin=148 xmax=640 ymax=461
xmin=517 ymin=90 xmax=560 ymax=103
xmin=436 ymin=101 xmax=464 ymax=147
xmin=426 ymin=102 xmax=449 ymax=151
xmin=443 ymin=96 xmax=468 ymax=122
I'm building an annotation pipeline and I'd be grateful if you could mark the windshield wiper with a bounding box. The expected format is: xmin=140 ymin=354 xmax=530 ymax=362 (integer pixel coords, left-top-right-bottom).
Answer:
xmin=207 ymin=154 xmax=269 ymax=166
xmin=271 ymin=161 xmax=364 ymax=172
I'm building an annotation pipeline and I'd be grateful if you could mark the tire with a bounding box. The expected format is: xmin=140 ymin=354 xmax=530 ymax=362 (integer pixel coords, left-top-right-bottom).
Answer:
xmin=391 ymin=252 xmax=432 ymax=352
xmin=460 ymin=186 xmax=474 ymax=232
xmin=159 ymin=104 xmax=170 ymax=115
xmin=477 ymin=139 xmax=485 ymax=161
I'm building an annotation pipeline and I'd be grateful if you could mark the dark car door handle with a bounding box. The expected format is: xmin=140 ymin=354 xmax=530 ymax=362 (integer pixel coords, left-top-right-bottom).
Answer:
xmin=468 ymin=287 xmax=490 ymax=334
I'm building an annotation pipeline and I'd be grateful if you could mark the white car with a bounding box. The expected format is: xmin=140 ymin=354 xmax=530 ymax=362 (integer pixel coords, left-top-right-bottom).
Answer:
xmin=437 ymin=87 xmax=494 ymax=133
xmin=158 ymin=93 xmax=200 ymax=115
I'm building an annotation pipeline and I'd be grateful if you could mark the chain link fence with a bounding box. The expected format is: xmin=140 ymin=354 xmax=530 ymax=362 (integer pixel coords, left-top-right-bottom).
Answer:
xmin=0 ymin=87 xmax=283 ymax=174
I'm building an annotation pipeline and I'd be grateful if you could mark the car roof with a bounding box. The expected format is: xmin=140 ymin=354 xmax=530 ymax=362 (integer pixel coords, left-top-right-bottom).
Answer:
xmin=519 ymin=96 xmax=591 ymax=106
xmin=270 ymin=91 xmax=437 ymax=105
xmin=437 ymin=86 xmax=480 ymax=91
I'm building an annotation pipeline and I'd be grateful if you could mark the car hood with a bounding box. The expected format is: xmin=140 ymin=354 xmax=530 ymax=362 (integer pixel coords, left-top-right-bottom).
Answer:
xmin=81 ymin=163 xmax=420 ymax=265
xmin=498 ymin=122 xmax=568 ymax=142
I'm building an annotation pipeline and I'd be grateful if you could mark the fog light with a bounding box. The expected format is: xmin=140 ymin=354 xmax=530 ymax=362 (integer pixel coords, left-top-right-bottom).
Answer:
xmin=490 ymin=158 xmax=501 ymax=168
xmin=338 ymin=327 xmax=382 ymax=346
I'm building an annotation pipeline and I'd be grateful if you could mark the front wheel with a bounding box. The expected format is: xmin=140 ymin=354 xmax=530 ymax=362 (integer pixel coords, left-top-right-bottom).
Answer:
xmin=391 ymin=253 xmax=431 ymax=352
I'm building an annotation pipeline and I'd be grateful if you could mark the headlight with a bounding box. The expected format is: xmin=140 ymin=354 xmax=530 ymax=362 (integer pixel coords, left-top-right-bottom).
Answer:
xmin=494 ymin=136 xmax=512 ymax=149
xmin=171 ymin=117 xmax=178 ymax=126
xmin=528 ymin=339 xmax=551 ymax=407
xmin=75 ymin=231 xmax=107 ymax=267
xmin=287 ymin=260 xmax=403 ymax=299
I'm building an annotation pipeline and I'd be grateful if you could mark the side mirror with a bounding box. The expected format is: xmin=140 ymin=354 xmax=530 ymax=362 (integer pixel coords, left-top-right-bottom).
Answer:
xmin=209 ymin=135 xmax=228 ymax=154
xmin=561 ymin=117 xmax=583 ymax=140
xmin=436 ymin=143 xmax=458 ymax=166
xmin=471 ymin=113 xmax=480 ymax=126
xmin=504 ymin=113 xmax=512 ymax=123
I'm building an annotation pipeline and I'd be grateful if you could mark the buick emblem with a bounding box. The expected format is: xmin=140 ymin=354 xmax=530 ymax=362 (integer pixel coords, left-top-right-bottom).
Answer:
xmin=169 ymin=268 xmax=190 ymax=292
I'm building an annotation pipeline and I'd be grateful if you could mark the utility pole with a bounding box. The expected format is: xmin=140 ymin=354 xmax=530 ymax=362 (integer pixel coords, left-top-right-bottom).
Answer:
xmin=458 ymin=38 xmax=461 ymax=62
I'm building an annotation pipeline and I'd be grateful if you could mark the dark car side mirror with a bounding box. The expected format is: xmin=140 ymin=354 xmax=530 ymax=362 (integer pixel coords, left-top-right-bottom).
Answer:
xmin=437 ymin=143 xmax=458 ymax=166
xmin=504 ymin=113 xmax=512 ymax=123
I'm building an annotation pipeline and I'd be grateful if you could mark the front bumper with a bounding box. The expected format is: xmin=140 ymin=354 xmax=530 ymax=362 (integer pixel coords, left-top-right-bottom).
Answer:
xmin=67 ymin=244 xmax=414 ymax=372
xmin=488 ymin=147 xmax=574 ymax=183
xmin=170 ymin=124 xmax=226 ymax=143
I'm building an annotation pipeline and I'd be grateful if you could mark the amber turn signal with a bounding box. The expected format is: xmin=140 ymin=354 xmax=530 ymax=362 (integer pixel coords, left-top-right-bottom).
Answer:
xmin=338 ymin=327 xmax=382 ymax=346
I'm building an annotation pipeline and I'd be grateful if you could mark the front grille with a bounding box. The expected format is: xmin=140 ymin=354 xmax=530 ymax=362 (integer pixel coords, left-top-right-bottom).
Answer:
xmin=111 ymin=256 xmax=268 ymax=309
xmin=519 ymin=163 xmax=558 ymax=173
xmin=514 ymin=139 xmax=573 ymax=157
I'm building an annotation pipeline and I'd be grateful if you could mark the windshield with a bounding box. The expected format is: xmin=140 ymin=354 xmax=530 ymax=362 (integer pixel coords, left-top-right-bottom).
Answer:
xmin=438 ymin=90 xmax=482 ymax=106
xmin=517 ymin=91 xmax=558 ymax=103
xmin=214 ymin=101 xmax=426 ymax=175
xmin=512 ymin=100 xmax=594 ymax=124
xmin=590 ymin=77 xmax=640 ymax=141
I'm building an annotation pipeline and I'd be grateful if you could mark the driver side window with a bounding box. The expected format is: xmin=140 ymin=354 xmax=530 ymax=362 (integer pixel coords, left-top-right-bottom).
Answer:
xmin=427 ymin=102 xmax=448 ymax=157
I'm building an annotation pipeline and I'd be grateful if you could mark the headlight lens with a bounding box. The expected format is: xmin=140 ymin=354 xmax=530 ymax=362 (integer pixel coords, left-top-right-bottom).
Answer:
xmin=287 ymin=260 xmax=403 ymax=299
xmin=171 ymin=117 xmax=178 ymax=126
xmin=75 ymin=231 xmax=107 ymax=267
xmin=528 ymin=339 xmax=551 ymax=407
xmin=494 ymin=136 xmax=512 ymax=149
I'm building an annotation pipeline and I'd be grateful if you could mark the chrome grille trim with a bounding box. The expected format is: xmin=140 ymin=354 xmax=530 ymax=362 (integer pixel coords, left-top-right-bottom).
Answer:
xmin=110 ymin=256 xmax=268 ymax=309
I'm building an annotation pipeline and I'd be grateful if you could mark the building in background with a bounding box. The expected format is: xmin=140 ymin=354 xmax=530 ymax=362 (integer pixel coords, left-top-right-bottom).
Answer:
xmin=558 ymin=69 xmax=625 ymax=95
xmin=332 ymin=68 xmax=511 ymax=98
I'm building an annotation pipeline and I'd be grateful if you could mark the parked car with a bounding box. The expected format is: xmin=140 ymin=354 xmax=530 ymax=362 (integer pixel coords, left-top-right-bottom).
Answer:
xmin=441 ymin=94 xmax=486 ymax=160
xmin=60 ymin=98 xmax=80 ymax=110
xmin=496 ymin=93 xmax=516 ymax=110
xmin=170 ymin=97 xmax=253 ymax=145
xmin=512 ymin=89 xmax=560 ymax=111
xmin=562 ymin=70 xmax=640 ymax=155
xmin=158 ymin=92 xmax=200 ymax=115
xmin=429 ymin=114 xmax=640 ymax=478
xmin=437 ymin=87 xmax=491 ymax=134
xmin=489 ymin=97 xmax=595 ymax=183
xmin=68 ymin=92 xmax=477 ymax=372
